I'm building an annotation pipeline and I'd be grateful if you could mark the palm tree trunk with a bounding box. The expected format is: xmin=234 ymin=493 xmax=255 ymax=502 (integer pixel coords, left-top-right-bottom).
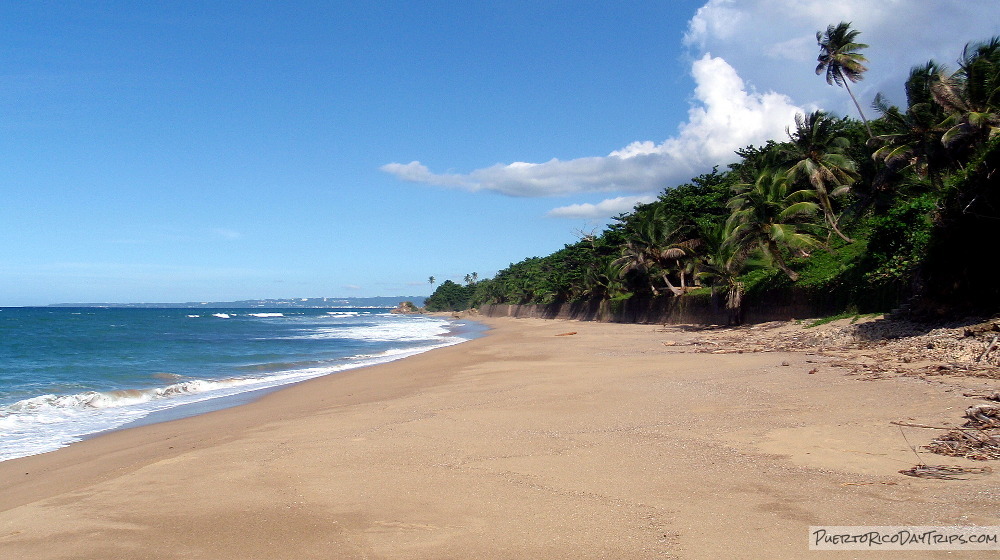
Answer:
xmin=826 ymin=211 xmax=853 ymax=242
xmin=726 ymin=280 xmax=744 ymax=325
xmin=840 ymin=71 xmax=873 ymax=138
xmin=818 ymin=190 xmax=853 ymax=242
xmin=660 ymin=274 xmax=684 ymax=296
xmin=766 ymin=241 xmax=800 ymax=281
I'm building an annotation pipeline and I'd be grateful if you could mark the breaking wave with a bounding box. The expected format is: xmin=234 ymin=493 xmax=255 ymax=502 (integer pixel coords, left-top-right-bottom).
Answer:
xmin=0 ymin=312 xmax=468 ymax=462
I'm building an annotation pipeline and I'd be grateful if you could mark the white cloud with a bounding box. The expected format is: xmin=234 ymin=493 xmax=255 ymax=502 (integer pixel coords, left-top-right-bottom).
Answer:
xmin=683 ymin=0 xmax=1000 ymax=113
xmin=378 ymin=161 xmax=469 ymax=188
xmin=547 ymin=195 xmax=657 ymax=219
xmin=383 ymin=0 xmax=1000 ymax=220
xmin=683 ymin=0 xmax=743 ymax=49
xmin=383 ymin=54 xmax=803 ymax=205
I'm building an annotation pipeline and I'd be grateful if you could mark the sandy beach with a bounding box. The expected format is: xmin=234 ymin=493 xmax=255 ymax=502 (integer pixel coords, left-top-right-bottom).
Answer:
xmin=2 ymin=315 xmax=999 ymax=559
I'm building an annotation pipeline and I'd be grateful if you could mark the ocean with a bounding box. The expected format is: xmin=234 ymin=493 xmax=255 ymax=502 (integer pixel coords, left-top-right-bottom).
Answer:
xmin=0 ymin=307 xmax=477 ymax=462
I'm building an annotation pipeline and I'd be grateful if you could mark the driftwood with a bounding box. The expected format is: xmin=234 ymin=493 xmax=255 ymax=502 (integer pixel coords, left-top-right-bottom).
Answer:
xmin=890 ymin=421 xmax=954 ymax=430
xmin=925 ymin=429 xmax=1000 ymax=460
xmin=924 ymin=403 xmax=1000 ymax=460
xmin=894 ymin=418 xmax=1000 ymax=460
xmin=978 ymin=335 xmax=999 ymax=362
xmin=966 ymin=403 xmax=1000 ymax=426
xmin=899 ymin=464 xmax=993 ymax=479
xmin=963 ymin=391 xmax=1000 ymax=401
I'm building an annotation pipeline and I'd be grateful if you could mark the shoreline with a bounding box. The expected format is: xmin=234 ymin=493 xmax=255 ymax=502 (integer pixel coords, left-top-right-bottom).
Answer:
xmin=1 ymin=312 xmax=479 ymax=463
xmin=107 ymin=317 xmax=490 ymax=440
xmin=2 ymin=316 xmax=998 ymax=558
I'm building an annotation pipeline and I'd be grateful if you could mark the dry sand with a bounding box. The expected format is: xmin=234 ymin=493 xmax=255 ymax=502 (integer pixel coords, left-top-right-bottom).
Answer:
xmin=2 ymin=316 xmax=999 ymax=559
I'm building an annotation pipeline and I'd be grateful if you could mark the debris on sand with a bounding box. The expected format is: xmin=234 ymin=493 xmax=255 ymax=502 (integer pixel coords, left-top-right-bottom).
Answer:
xmin=912 ymin=403 xmax=1000 ymax=461
xmin=925 ymin=429 xmax=1000 ymax=461
xmin=966 ymin=403 xmax=1000 ymax=427
xmin=899 ymin=464 xmax=993 ymax=480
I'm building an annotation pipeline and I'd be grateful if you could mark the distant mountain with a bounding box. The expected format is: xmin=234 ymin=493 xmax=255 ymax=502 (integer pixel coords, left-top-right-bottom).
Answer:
xmin=47 ymin=296 xmax=426 ymax=309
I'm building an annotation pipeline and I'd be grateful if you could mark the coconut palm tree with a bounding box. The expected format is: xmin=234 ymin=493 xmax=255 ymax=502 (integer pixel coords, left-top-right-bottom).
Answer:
xmin=726 ymin=170 xmax=822 ymax=282
xmin=584 ymin=259 xmax=632 ymax=302
xmin=780 ymin=111 xmax=859 ymax=242
xmin=612 ymin=207 xmax=697 ymax=296
xmin=696 ymin=222 xmax=748 ymax=324
xmin=661 ymin=238 xmax=703 ymax=290
xmin=872 ymin=62 xmax=951 ymax=190
xmin=816 ymin=22 xmax=872 ymax=137
xmin=932 ymin=37 xmax=1000 ymax=154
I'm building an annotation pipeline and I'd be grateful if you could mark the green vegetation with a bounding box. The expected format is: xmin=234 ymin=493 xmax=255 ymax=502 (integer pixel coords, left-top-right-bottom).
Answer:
xmin=804 ymin=312 xmax=881 ymax=328
xmin=423 ymin=280 xmax=477 ymax=312
xmin=428 ymin=27 xmax=1000 ymax=321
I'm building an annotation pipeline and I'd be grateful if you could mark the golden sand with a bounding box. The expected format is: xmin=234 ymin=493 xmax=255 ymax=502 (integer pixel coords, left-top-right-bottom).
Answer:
xmin=1 ymin=317 xmax=997 ymax=559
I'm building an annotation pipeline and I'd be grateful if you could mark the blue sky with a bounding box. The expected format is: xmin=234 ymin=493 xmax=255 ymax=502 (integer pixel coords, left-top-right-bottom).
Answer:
xmin=2 ymin=1 xmax=997 ymax=305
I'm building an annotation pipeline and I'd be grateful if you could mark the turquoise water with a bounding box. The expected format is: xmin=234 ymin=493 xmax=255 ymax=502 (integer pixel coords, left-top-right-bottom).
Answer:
xmin=0 ymin=307 xmax=472 ymax=461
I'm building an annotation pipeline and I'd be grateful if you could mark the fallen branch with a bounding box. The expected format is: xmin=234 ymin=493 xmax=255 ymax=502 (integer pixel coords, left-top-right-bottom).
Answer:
xmin=966 ymin=403 xmax=1000 ymax=426
xmin=963 ymin=391 xmax=1000 ymax=401
xmin=890 ymin=421 xmax=955 ymax=430
xmin=900 ymin=464 xmax=993 ymax=479
xmin=978 ymin=334 xmax=999 ymax=362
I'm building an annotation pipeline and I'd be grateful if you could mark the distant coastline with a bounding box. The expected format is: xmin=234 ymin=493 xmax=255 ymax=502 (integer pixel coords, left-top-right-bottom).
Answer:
xmin=43 ymin=296 xmax=427 ymax=309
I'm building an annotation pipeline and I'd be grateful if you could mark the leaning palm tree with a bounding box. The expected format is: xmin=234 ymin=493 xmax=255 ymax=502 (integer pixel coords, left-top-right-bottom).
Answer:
xmin=872 ymin=62 xmax=951 ymax=190
xmin=612 ymin=207 xmax=689 ymax=296
xmin=816 ymin=21 xmax=872 ymax=137
xmin=780 ymin=111 xmax=859 ymax=242
xmin=726 ymin=170 xmax=823 ymax=282
xmin=661 ymin=237 xmax=703 ymax=291
xmin=614 ymin=235 xmax=681 ymax=296
xmin=584 ymin=259 xmax=633 ymax=302
xmin=932 ymin=37 xmax=1000 ymax=154
xmin=696 ymin=222 xmax=748 ymax=324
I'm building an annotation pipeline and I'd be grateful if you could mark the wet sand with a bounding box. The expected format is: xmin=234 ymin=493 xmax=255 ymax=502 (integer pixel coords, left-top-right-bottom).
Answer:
xmin=1 ymin=316 xmax=998 ymax=559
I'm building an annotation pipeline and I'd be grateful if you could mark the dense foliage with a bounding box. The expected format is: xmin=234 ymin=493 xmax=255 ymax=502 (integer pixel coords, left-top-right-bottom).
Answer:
xmin=423 ymin=280 xmax=477 ymax=312
xmin=428 ymin=28 xmax=1000 ymax=320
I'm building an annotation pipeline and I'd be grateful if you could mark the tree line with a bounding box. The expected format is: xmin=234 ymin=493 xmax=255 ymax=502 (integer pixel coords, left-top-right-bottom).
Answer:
xmin=427 ymin=24 xmax=1000 ymax=321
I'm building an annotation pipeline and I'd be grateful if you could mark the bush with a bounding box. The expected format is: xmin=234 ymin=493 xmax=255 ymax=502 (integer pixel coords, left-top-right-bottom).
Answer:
xmin=424 ymin=280 xmax=476 ymax=312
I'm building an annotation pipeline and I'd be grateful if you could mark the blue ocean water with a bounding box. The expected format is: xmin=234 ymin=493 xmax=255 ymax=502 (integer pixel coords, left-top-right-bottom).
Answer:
xmin=0 ymin=307 xmax=474 ymax=462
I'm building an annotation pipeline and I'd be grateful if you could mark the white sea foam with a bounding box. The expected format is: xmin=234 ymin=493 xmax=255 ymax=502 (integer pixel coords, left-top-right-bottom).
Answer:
xmin=212 ymin=313 xmax=231 ymax=319
xmin=0 ymin=315 xmax=468 ymax=463
xmin=248 ymin=313 xmax=284 ymax=318
xmin=293 ymin=316 xmax=451 ymax=342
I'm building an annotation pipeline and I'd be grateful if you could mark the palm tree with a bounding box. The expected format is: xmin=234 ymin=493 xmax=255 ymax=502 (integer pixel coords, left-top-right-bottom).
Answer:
xmin=661 ymin=238 xmax=703 ymax=290
xmin=614 ymin=237 xmax=671 ymax=296
xmin=932 ymin=37 xmax=1000 ymax=154
xmin=780 ymin=111 xmax=859 ymax=241
xmin=816 ymin=22 xmax=872 ymax=137
xmin=612 ymin=207 xmax=694 ymax=296
xmin=696 ymin=222 xmax=747 ymax=324
xmin=726 ymin=170 xmax=822 ymax=281
xmin=584 ymin=259 xmax=632 ymax=302
xmin=872 ymin=62 xmax=950 ymax=190
xmin=428 ymin=276 xmax=436 ymax=285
